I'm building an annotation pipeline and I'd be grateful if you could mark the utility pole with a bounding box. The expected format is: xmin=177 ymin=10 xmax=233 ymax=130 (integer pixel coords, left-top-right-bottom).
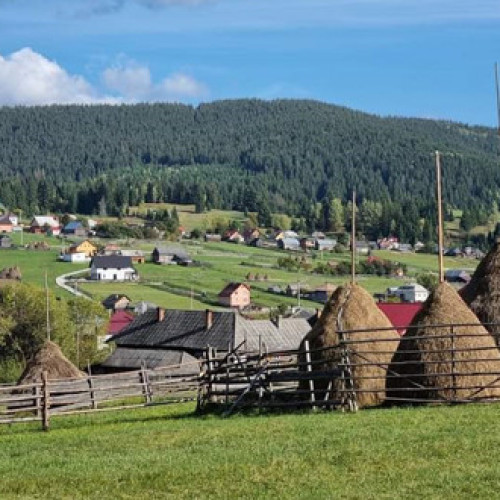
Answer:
xmin=435 ymin=151 xmax=444 ymax=283
xmin=351 ymin=191 xmax=356 ymax=284
xmin=45 ymin=270 xmax=51 ymax=341
xmin=495 ymin=62 xmax=500 ymax=137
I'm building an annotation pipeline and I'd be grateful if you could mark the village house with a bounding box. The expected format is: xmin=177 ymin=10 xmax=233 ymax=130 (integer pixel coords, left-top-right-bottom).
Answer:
xmin=222 ymin=229 xmax=245 ymax=244
xmin=394 ymin=283 xmax=429 ymax=303
xmin=307 ymin=283 xmax=337 ymax=303
xmin=105 ymin=310 xmax=136 ymax=341
xmin=204 ymin=233 xmax=222 ymax=242
xmin=278 ymin=237 xmax=301 ymax=251
xmin=90 ymin=255 xmax=137 ymax=281
xmin=0 ymin=214 xmax=13 ymax=233
xmin=30 ymin=216 xmax=61 ymax=235
xmin=102 ymin=243 xmax=121 ymax=255
xmin=68 ymin=239 xmax=98 ymax=258
xmin=243 ymin=228 xmax=260 ymax=243
xmin=377 ymin=302 xmax=422 ymax=335
xmin=100 ymin=308 xmax=311 ymax=372
xmin=0 ymin=235 xmax=12 ymax=249
xmin=152 ymin=246 xmax=192 ymax=266
xmin=355 ymin=241 xmax=370 ymax=255
xmin=61 ymin=252 xmax=88 ymax=263
xmin=444 ymin=269 xmax=471 ymax=284
xmin=218 ymin=282 xmax=251 ymax=308
xmin=315 ymin=238 xmax=337 ymax=251
xmin=62 ymin=221 xmax=87 ymax=237
xmin=6 ymin=213 xmax=18 ymax=226
xmin=119 ymin=249 xmax=146 ymax=264
xmin=102 ymin=294 xmax=132 ymax=311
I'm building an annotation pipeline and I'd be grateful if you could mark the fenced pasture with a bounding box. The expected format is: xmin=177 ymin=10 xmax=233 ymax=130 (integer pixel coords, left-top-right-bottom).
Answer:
xmin=0 ymin=361 xmax=200 ymax=430
xmin=198 ymin=322 xmax=500 ymax=414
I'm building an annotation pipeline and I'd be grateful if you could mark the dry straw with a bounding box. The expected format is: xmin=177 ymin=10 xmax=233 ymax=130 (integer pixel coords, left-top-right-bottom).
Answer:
xmin=460 ymin=241 xmax=500 ymax=344
xmin=299 ymin=283 xmax=398 ymax=408
xmin=17 ymin=341 xmax=84 ymax=384
xmin=386 ymin=282 xmax=500 ymax=403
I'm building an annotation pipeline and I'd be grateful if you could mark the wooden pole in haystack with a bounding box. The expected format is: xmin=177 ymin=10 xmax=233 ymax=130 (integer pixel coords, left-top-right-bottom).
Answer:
xmin=495 ymin=63 xmax=500 ymax=138
xmin=435 ymin=151 xmax=444 ymax=283
xmin=351 ymin=191 xmax=356 ymax=284
xmin=45 ymin=270 xmax=51 ymax=342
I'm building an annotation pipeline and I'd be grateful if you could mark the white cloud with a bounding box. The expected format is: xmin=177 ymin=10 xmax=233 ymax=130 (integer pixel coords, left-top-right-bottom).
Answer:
xmin=0 ymin=48 xmax=208 ymax=106
xmin=103 ymin=60 xmax=208 ymax=101
xmin=0 ymin=48 xmax=113 ymax=105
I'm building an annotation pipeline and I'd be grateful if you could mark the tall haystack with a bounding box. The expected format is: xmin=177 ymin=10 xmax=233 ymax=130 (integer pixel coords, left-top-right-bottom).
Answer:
xmin=386 ymin=282 xmax=500 ymax=403
xmin=17 ymin=341 xmax=84 ymax=385
xmin=299 ymin=283 xmax=398 ymax=408
xmin=460 ymin=241 xmax=500 ymax=344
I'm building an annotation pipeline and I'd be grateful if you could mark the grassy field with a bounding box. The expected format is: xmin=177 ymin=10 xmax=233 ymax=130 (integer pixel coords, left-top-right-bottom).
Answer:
xmin=0 ymin=234 xmax=481 ymax=310
xmin=1 ymin=402 xmax=500 ymax=499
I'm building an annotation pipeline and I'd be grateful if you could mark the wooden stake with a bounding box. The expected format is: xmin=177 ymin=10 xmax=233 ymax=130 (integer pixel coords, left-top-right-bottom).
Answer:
xmin=42 ymin=371 xmax=50 ymax=431
xmin=45 ymin=270 xmax=51 ymax=342
xmin=435 ymin=151 xmax=444 ymax=283
xmin=351 ymin=191 xmax=356 ymax=284
xmin=495 ymin=62 xmax=500 ymax=138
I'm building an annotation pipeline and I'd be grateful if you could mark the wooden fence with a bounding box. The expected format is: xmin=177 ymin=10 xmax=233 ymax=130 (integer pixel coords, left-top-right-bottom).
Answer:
xmin=197 ymin=323 xmax=500 ymax=415
xmin=0 ymin=361 xmax=200 ymax=431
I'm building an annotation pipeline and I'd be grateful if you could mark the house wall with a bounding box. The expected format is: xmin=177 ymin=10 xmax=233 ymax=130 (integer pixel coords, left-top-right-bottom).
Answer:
xmin=90 ymin=267 xmax=136 ymax=281
xmin=0 ymin=224 xmax=13 ymax=233
xmin=63 ymin=252 xmax=88 ymax=263
xmin=229 ymin=288 xmax=251 ymax=308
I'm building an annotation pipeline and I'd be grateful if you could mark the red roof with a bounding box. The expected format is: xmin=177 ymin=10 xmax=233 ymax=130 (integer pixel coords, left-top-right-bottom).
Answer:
xmin=108 ymin=310 xmax=135 ymax=335
xmin=377 ymin=302 xmax=422 ymax=335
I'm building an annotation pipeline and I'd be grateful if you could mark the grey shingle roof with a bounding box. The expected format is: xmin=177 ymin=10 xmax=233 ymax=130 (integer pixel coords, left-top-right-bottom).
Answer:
xmin=112 ymin=309 xmax=310 ymax=354
xmin=101 ymin=347 xmax=198 ymax=372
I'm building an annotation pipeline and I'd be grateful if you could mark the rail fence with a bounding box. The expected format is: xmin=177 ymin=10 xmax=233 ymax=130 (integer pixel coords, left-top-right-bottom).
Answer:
xmin=0 ymin=361 xmax=200 ymax=430
xmin=4 ymin=322 xmax=500 ymax=429
xmin=197 ymin=323 xmax=500 ymax=415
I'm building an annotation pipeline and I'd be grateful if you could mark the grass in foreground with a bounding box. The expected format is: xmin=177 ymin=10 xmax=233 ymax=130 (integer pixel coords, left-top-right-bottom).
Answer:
xmin=1 ymin=402 xmax=500 ymax=499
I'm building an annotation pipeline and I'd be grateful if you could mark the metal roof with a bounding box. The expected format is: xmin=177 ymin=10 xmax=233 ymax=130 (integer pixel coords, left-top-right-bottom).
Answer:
xmin=91 ymin=255 xmax=134 ymax=269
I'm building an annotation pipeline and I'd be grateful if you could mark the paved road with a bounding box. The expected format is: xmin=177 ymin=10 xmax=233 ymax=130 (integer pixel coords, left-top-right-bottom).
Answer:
xmin=55 ymin=268 xmax=92 ymax=299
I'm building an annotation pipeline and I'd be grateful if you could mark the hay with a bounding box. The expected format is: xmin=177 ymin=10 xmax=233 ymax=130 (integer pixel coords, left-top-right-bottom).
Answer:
xmin=299 ymin=283 xmax=398 ymax=408
xmin=0 ymin=266 xmax=21 ymax=280
xmin=460 ymin=242 xmax=500 ymax=344
xmin=386 ymin=282 xmax=500 ymax=403
xmin=17 ymin=341 xmax=84 ymax=384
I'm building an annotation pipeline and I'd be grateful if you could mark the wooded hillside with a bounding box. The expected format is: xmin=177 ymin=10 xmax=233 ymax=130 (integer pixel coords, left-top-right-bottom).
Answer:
xmin=0 ymin=99 xmax=499 ymax=220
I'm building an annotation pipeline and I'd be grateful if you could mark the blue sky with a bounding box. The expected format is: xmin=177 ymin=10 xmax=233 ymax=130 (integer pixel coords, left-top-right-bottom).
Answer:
xmin=1 ymin=0 xmax=500 ymax=125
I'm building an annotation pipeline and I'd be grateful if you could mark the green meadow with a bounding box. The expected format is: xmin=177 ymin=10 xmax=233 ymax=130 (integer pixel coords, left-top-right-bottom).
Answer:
xmin=0 ymin=402 xmax=499 ymax=499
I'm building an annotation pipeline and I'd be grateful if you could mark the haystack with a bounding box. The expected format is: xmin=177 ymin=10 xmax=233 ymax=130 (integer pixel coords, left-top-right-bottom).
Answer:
xmin=299 ymin=283 xmax=398 ymax=408
xmin=460 ymin=241 xmax=500 ymax=344
xmin=386 ymin=282 xmax=500 ymax=403
xmin=17 ymin=341 xmax=84 ymax=385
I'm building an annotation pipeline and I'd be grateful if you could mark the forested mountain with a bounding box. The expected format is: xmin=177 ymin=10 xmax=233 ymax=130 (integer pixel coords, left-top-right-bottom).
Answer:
xmin=0 ymin=99 xmax=499 ymax=234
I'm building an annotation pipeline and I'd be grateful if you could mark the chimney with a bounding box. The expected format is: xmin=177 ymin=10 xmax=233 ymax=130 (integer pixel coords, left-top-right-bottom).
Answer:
xmin=157 ymin=307 xmax=165 ymax=322
xmin=205 ymin=309 xmax=213 ymax=329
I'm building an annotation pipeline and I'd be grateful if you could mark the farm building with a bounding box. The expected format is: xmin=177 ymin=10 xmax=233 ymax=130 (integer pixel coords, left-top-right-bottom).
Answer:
xmin=0 ymin=214 xmax=13 ymax=233
xmin=278 ymin=237 xmax=301 ymax=251
xmin=67 ymin=239 xmax=97 ymax=258
xmin=204 ymin=233 xmax=222 ymax=242
xmin=106 ymin=309 xmax=135 ymax=338
xmin=218 ymin=282 xmax=251 ymax=308
xmin=152 ymin=246 xmax=192 ymax=266
xmin=104 ymin=308 xmax=310 ymax=368
xmin=445 ymin=269 xmax=471 ymax=284
xmin=90 ymin=255 xmax=137 ymax=281
xmin=0 ymin=235 xmax=12 ymax=248
xmin=30 ymin=216 xmax=61 ymax=235
xmin=394 ymin=283 xmax=429 ymax=303
xmin=62 ymin=221 xmax=87 ymax=237
xmin=307 ymin=283 xmax=337 ymax=303
xmin=315 ymin=238 xmax=337 ymax=251
xmin=119 ymin=249 xmax=146 ymax=264
xmin=377 ymin=302 xmax=422 ymax=335
xmin=61 ymin=252 xmax=88 ymax=263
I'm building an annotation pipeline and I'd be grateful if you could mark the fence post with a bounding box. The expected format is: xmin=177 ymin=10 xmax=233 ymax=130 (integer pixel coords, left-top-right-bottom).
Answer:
xmin=41 ymin=371 xmax=50 ymax=431
xmin=196 ymin=359 xmax=205 ymax=412
xmin=304 ymin=340 xmax=316 ymax=409
xmin=450 ymin=325 xmax=457 ymax=402
xmin=140 ymin=365 xmax=152 ymax=404
xmin=34 ymin=384 xmax=42 ymax=418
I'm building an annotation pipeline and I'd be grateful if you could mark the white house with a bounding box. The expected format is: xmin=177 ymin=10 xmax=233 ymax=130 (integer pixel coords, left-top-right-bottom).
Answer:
xmin=90 ymin=255 xmax=137 ymax=281
xmin=62 ymin=252 xmax=89 ymax=263
xmin=395 ymin=284 xmax=429 ymax=303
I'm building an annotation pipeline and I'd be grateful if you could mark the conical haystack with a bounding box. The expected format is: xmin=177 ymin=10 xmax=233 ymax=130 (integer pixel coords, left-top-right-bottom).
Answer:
xmin=17 ymin=341 xmax=84 ymax=385
xmin=299 ymin=283 xmax=398 ymax=408
xmin=460 ymin=242 xmax=500 ymax=344
xmin=386 ymin=282 xmax=500 ymax=403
